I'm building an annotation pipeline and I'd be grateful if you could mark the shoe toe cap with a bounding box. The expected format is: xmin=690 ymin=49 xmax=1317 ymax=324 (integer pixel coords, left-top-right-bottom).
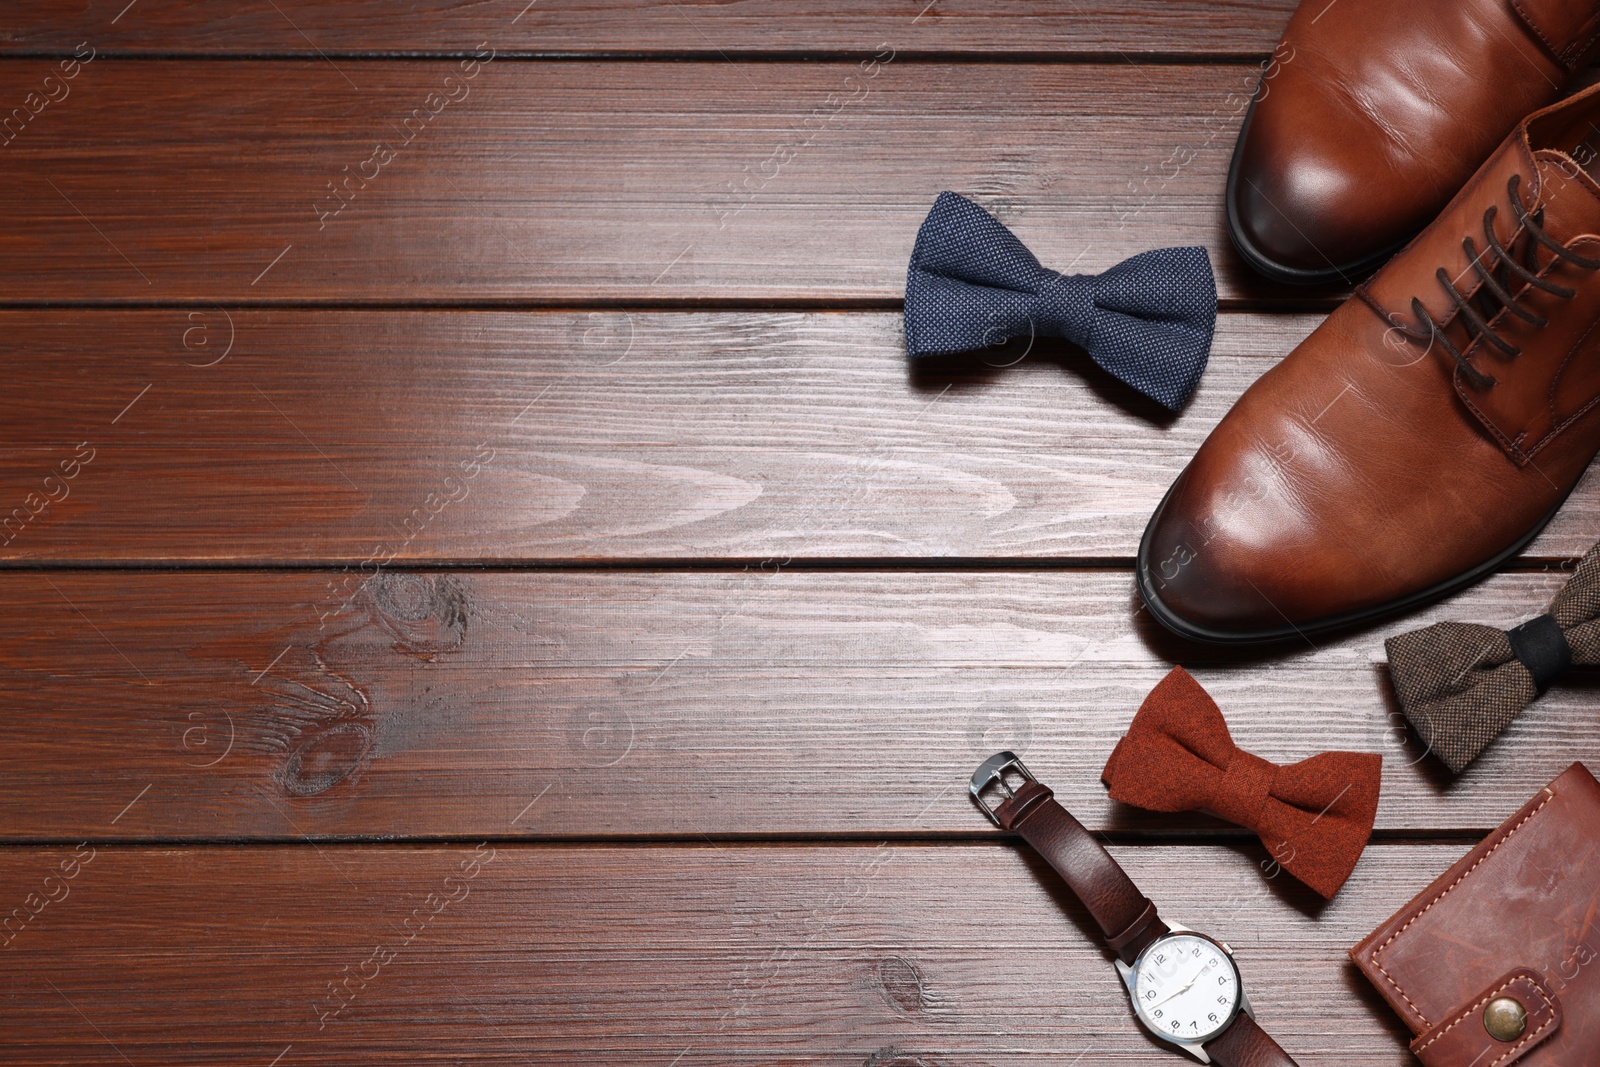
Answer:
xmin=1140 ymin=495 xmax=1290 ymax=639
xmin=1231 ymin=142 xmax=1369 ymax=278
xmin=1138 ymin=452 xmax=1341 ymax=640
xmin=1229 ymin=88 xmax=1426 ymax=279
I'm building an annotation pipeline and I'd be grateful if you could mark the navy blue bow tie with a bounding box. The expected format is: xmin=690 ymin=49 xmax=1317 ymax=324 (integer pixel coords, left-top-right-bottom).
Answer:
xmin=904 ymin=192 xmax=1216 ymax=411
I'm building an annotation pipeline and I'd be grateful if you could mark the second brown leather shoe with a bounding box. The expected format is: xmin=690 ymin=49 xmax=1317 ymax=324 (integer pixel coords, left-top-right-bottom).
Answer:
xmin=1229 ymin=0 xmax=1600 ymax=285
xmin=1141 ymin=82 xmax=1600 ymax=642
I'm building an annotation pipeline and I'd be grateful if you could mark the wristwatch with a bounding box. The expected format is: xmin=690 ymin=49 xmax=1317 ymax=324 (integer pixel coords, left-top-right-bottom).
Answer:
xmin=971 ymin=751 xmax=1299 ymax=1066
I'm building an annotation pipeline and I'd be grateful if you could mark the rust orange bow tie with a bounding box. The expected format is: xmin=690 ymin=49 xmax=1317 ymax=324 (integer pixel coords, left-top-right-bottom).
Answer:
xmin=1100 ymin=667 xmax=1382 ymax=899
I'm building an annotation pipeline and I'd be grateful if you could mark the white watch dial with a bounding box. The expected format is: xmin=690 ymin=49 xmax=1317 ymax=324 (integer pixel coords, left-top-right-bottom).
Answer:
xmin=1131 ymin=933 xmax=1240 ymax=1043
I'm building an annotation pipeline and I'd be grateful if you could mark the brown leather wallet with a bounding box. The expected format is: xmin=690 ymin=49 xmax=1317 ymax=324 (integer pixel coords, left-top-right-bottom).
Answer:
xmin=1350 ymin=762 xmax=1600 ymax=1067
xmin=972 ymin=751 xmax=1299 ymax=1066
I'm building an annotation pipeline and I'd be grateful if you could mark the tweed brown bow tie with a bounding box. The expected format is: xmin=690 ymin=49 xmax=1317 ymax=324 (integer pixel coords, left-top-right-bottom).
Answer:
xmin=1100 ymin=667 xmax=1382 ymax=899
xmin=1385 ymin=542 xmax=1600 ymax=773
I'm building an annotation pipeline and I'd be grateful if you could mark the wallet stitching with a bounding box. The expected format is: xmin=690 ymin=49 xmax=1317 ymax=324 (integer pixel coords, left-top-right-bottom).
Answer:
xmin=1412 ymin=973 xmax=1555 ymax=1063
xmin=1370 ymin=789 xmax=1554 ymax=1028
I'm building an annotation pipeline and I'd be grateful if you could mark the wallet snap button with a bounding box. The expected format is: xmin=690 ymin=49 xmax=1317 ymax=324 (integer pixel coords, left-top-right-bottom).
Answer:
xmin=1482 ymin=996 xmax=1528 ymax=1042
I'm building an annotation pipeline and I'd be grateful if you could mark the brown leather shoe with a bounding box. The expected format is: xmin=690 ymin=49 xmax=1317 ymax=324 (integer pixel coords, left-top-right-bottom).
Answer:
xmin=1228 ymin=0 xmax=1600 ymax=285
xmin=1141 ymin=82 xmax=1600 ymax=642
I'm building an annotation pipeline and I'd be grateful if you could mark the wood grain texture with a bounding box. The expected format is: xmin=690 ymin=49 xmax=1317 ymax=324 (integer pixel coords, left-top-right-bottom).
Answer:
xmin=1 ymin=568 xmax=1590 ymax=840
xmin=0 ymin=308 xmax=1297 ymax=563
xmin=0 ymin=60 xmax=1306 ymax=304
xmin=5 ymin=310 xmax=1595 ymax=562
xmin=0 ymin=0 xmax=1296 ymax=57
xmin=0 ymin=6 xmax=1565 ymax=1065
xmin=0 ymin=841 xmax=1456 ymax=1064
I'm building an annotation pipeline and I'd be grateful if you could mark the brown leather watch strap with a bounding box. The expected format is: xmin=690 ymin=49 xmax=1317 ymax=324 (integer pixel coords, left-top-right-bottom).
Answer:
xmin=992 ymin=779 xmax=1169 ymax=964
xmin=1203 ymin=1010 xmax=1298 ymax=1067
xmin=974 ymin=754 xmax=1299 ymax=1067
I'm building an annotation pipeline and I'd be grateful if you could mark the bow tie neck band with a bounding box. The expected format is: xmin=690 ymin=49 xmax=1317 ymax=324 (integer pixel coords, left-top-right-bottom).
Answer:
xmin=1101 ymin=667 xmax=1382 ymax=899
xmin=904 ymin=192 xmax=1217 ymax=411
xmin=1386 ymin=540 xmax=1600 ymax=773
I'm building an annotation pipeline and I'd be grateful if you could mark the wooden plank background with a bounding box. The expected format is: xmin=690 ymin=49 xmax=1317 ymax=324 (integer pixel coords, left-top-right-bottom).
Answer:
xmin=0 ymin=569 xmax=1585 ymax=841
xmin=0 ymin=843 xmax=1436 ymax=1065
xmin=2 ymin=4 xmax=1593 ymax=1066
xmin=3 ymin=310 xmax=1596 ymax=562
xmin=0 ymin=61 xmax=1307 ymax=304
xmin=1 ymin=1 xmax=1296 ymax=56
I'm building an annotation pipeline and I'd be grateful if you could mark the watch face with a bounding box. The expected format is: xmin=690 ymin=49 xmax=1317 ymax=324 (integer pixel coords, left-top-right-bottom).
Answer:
xmin=1131 ymin=933 xmax=1241 ymax=1044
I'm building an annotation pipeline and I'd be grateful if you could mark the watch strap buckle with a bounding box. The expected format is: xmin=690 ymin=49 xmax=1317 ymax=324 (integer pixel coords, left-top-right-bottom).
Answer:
xmin=969 ymin=750 xmax=1037 ymax=827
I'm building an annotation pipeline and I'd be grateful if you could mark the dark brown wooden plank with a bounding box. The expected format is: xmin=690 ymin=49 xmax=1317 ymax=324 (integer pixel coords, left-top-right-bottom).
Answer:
xmin=0 ymin=1 xmax=1294 ymax=57
xmin=0 ymin=840 xmax=1454 ymax=1064
xmin=0 ymin=61 xmax=1301 ymax=303
xmin=0 ymin=568 xmax=1589 ymax=840
xmin=3 ymin=310 xmax=1594 ymax=562
xmin=0 ymin=308 xmax=1294 ymax=563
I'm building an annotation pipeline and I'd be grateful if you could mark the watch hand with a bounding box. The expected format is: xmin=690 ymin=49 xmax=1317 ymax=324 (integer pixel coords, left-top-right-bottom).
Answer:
xmin=1148 ymin=970 xmax=1200 ymax=1010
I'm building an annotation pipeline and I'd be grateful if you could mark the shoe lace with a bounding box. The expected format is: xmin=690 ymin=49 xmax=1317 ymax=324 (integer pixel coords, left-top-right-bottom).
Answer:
xmin=1396 ymin=173 xmax=1600 ymax=389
